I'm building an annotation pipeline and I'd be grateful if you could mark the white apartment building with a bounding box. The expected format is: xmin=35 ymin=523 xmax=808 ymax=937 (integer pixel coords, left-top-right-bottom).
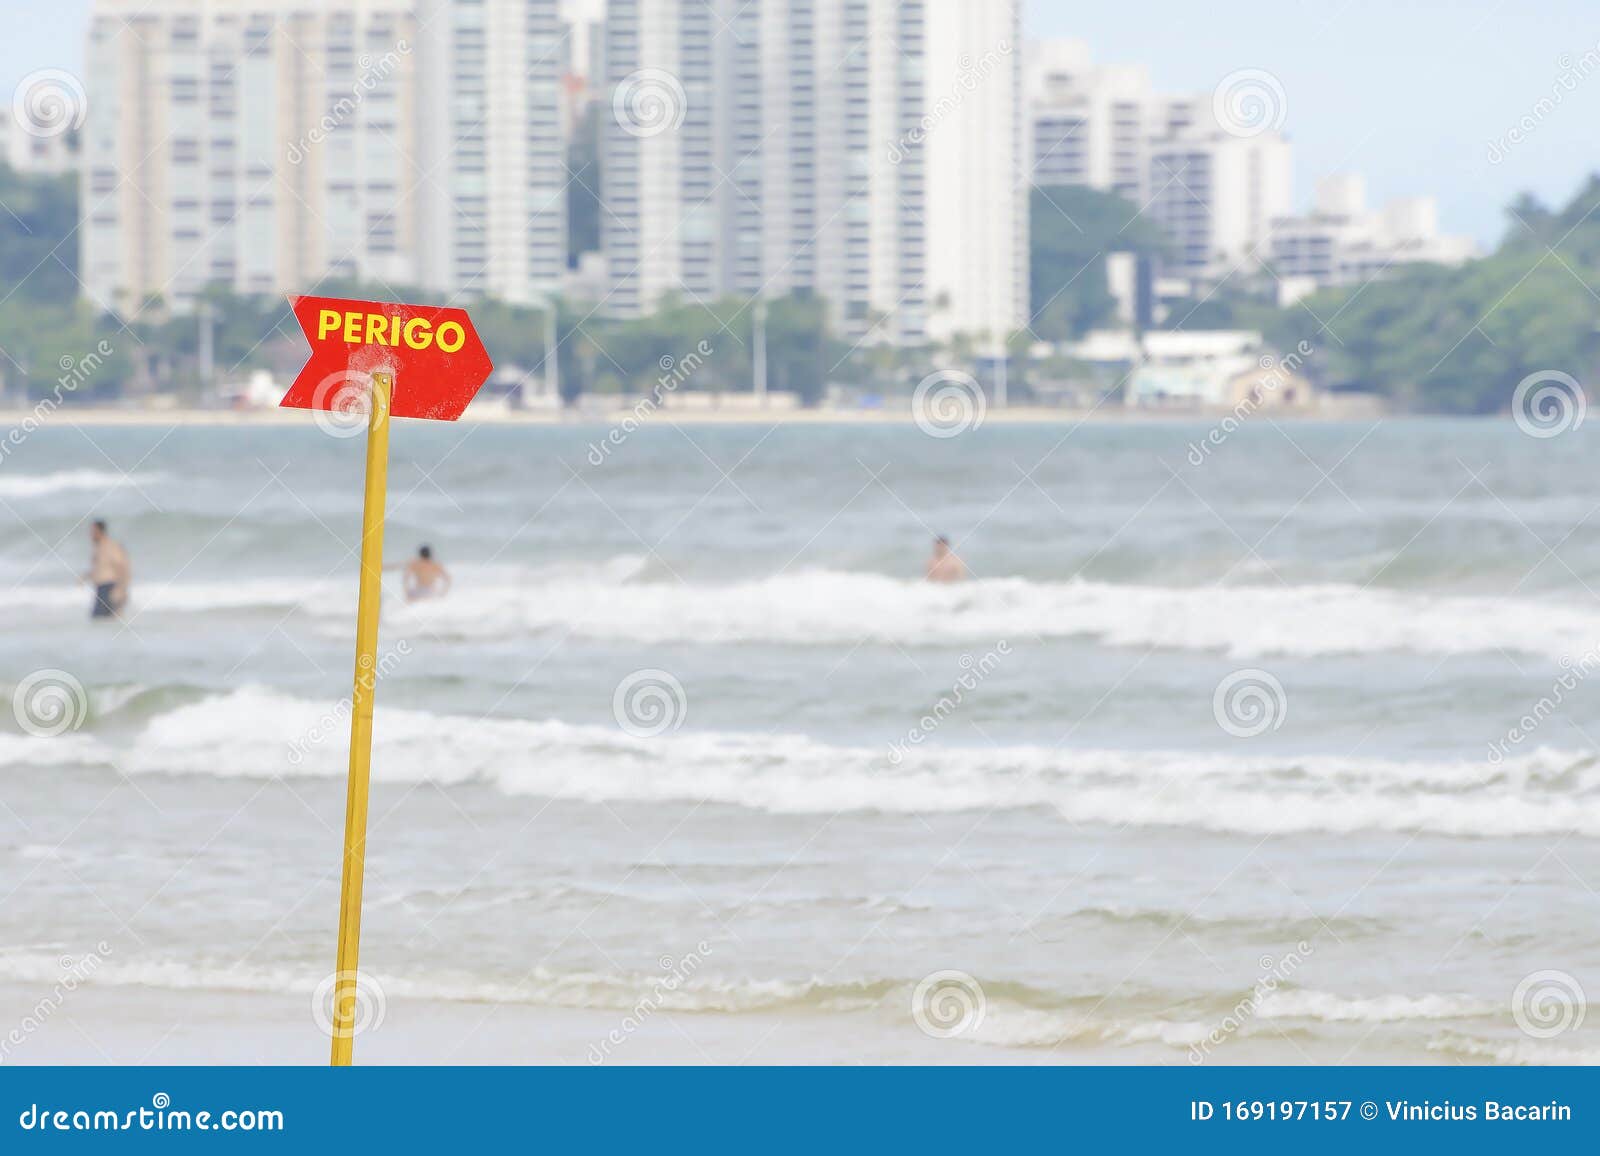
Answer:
xmin=1027 ymin=39 xmax=1292 ymax=285
xmin=82 ymin=0 xmax=421 ymax=315
xmin=1027 ymin=40 xmax=1149 ymax=202
xmin=413 ymin=0 xmax=566 ymax=305
xmin=601 ymin=0 xmax=1026 ymax=350
xmin=1145 ymin=107 xmax=1292 ymax=281
xmin=1268 ymin=174 xmax=1476 ymax=301
xmin=1026 ymin=40 xmax=1200 ymax=206
xmin=81 ymin=0 xmax=565 ymax=317
xmin=0 ymin=108 xmax=80 ymax=176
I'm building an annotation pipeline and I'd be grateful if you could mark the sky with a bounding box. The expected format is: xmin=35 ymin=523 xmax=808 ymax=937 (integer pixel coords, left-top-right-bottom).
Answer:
xmin=4 ymin=0 xmax=1598 ymax=247
xmin=1025 ymin=0 xmax=1600 ymax=246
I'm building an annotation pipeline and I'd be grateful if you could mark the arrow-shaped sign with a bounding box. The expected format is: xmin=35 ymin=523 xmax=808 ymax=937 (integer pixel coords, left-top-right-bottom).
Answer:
xmin=277 ymin=293 xmax=495 ymax=1065
xmin=280 ymin=294 xmax=494 ymax=421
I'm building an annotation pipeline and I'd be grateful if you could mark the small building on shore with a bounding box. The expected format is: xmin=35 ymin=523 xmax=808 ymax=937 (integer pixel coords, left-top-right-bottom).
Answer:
xmin=1222 ymin=358 xmax=1316 ymax=412
xmin=1113 ymin=330 xmax=1316 ymax=411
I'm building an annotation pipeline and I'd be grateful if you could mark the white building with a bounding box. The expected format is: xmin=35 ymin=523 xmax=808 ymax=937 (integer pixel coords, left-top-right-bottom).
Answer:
xmin=82 ymin=0 xmax=423 ymax=316
xmin=1026 ymin=40 xmax=1207 ymax=206
xmin=923 ymin=0 xmax=1029 ymax=351
xmin=80 ymin=0 xmax=565 ymax=317
xmin=1268 ymin=174 xmax=1476 ymax=302
xmin=1145 ymin=107 xmax=1293 ymax=282
xmin=1027 ymin=39 xmax=1290 ymax=286
xmin=413 ymin=0 xmax=566 ymax=305
xmin=601 ymin=0 xmax=1027 ymax=350
xmin=1027 ymin=40 xmax=1470 ymax=305
xmin=1027 ymin=39 xmax=1151 ymax=202
xmin=1126 ymin=330 xmax=1262 ymax=405
xmin=0 ymin=108 xmax=79 ymax=176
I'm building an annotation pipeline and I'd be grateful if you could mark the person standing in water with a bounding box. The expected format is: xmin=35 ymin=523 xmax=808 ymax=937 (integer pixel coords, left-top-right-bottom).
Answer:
xmin=393 ymin=544 xmax=451 ymax=602
xmin=925 ymin=535 xmax=968 ymax=583
xmin=84 ymin=519 xmax=131 ymax=619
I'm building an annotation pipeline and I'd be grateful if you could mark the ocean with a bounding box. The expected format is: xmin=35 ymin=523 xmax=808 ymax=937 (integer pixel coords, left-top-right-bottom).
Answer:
xmin=2 ymin=416 xmax=1597 ymax=1064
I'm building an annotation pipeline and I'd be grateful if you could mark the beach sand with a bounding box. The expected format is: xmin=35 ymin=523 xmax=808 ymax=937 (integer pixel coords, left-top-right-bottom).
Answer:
xmin=2 ymin=983 xmax=1483 ymax=1066
xmin=1 ymin=983 xmax=1112 ymax=1066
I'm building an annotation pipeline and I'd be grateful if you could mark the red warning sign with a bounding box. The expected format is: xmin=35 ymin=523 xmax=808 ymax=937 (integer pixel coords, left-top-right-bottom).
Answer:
xmin=280 ymin=295 xmax=494 ymax=421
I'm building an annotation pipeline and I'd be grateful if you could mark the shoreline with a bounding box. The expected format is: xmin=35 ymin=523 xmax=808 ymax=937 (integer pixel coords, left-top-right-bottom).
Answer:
xmin=4 ymin=402 xmax=1403 ymax=428
xmin=0 ymin=983 xmax=1103 ymax=1066
xmin=0 ymin=983 xmax=1455 ymax=1066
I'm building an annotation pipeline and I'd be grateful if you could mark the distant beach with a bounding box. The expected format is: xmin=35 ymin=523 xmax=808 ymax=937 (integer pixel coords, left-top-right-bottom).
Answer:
xmin=14 ymin=403 xmax=1122 ymax=427
xmin=4 ymin=396 xmax=1396 ymax=428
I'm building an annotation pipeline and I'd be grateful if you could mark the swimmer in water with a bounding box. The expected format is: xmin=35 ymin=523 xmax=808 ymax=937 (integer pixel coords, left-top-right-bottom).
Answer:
xmin=925 ymin=535 xmax=968 ymax=583
xmin=84 ymin=519 xmax=131 ymax=618
xmin=392 ymin=544 xmax=451 ymax=602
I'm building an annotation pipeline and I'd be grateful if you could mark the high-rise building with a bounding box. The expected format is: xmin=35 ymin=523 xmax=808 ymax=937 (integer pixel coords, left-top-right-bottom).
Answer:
xmin=413 ymin=0 xmax=567 ymax=305
xmin=1145 ymin=107 xmax=1292 ymax=281
xmin=1026 ymin=40 xmax=1207 ymax=208
xmin=80 ymin=0 xmax=565 ymax=317
xmin=1027 ymin=40 xmax=1150 ymax=202
xmin=0 ymin=106 xmax=80 ymax=176
xmin=923 ymin=0 xmax=1028 ymax=351
xmin=601 ymin=0 xmax=1027 ymax=350
xmin=82 ymin=0 xmax=421 ymax=316
xmin=1268 ymin=174 xmax=1477 ymax=302
xmin=1027 ymin=39 xmax=1291 ymax=285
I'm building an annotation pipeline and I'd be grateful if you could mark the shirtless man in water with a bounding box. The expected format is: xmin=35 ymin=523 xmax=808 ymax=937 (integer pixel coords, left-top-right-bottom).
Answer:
xmin=85 ymin=519 xmax=131 ymax=619
xmin=394 ymin=545 xmax=451 ymax=601
xmin=925 ymin=535 xmax=968 ymax=583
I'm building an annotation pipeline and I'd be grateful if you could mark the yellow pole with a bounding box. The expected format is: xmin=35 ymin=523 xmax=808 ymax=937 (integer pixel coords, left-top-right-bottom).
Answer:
xmin=329 ymin=370 xmax=392 ymax=1066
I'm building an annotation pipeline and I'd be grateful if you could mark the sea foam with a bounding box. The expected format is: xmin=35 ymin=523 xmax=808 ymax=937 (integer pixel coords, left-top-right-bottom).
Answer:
xmin=7 ymin=686 xmax=1596 ymax=839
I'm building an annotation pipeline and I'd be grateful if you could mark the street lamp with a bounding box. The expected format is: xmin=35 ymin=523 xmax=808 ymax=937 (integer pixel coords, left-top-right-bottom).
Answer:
xmin=753 ymin=297 xmax=768 ymax=407
xmin=529 ymin=293 xmax=560 ymax=405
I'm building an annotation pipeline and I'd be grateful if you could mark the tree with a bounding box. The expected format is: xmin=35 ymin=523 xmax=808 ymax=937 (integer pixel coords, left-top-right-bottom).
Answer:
xmin=1029 ymin=185 xmax=1168 ymax=342
xmin=764 ymin=293 xmax=830 ymax=406
xmin=1260 ymin=174 xmax=1600 ymax=413
xmin=0 ymin=163 xmax=78 ymax=304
